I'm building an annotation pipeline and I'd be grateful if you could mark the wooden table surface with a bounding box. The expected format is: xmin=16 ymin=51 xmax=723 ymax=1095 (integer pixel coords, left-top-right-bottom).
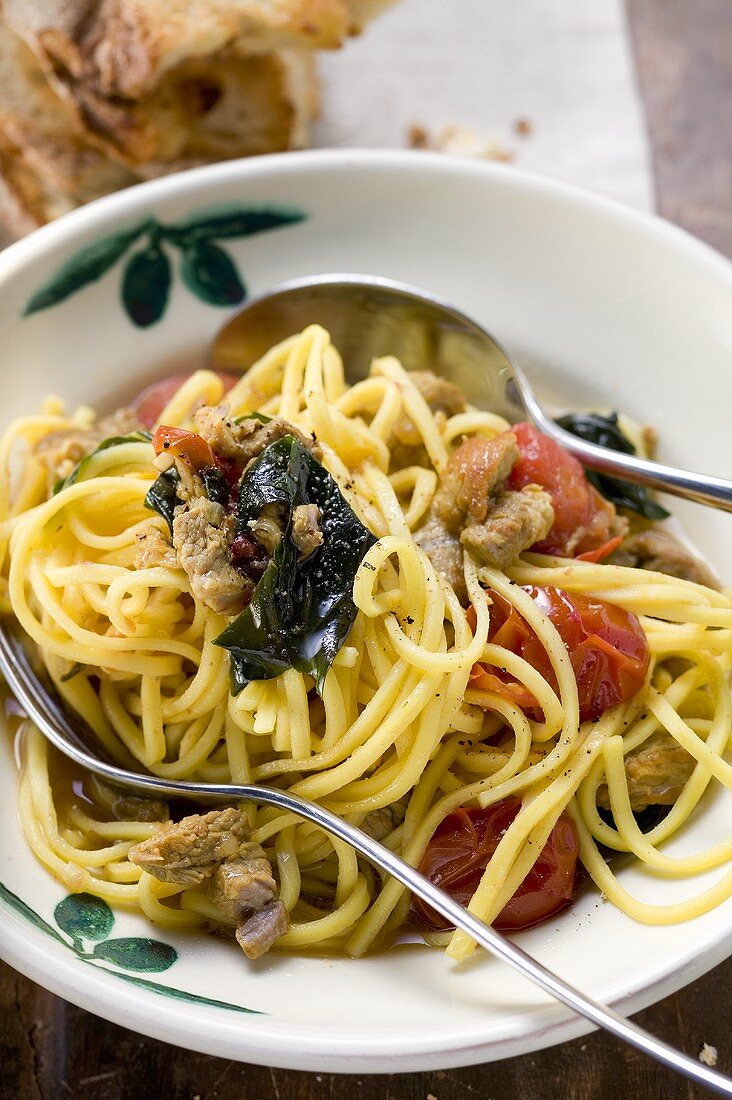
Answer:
xmin=3 ymin=2 xmax=731 ymax=1097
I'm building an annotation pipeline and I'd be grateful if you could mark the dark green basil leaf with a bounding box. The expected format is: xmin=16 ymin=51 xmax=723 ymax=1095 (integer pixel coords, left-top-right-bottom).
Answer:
xmin=24 ymin=222 xmax=152 ymax=315
xmin=167 ymin=208 xmax=305 ymax=243
xmin=201 ymin=466 xmax=231 ymax=508
xmin=181 ymin=241 xmax=245 ymax=306
xmin=54 ymin=432 xmax=152 ymax=495
xmin=214 ymin=436 xmax=375 ymax=695
xmin=121 ymin=243 xmax=171 ymax=327
xmin=556 ymin=412 xmax=670 ymax=521
xmin=144 ymin=466 xmax=181 ymax=533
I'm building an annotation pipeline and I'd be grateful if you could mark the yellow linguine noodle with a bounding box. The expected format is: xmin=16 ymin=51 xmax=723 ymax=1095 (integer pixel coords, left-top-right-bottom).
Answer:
xmin=1 ymin=324 xmax=731 ymax=960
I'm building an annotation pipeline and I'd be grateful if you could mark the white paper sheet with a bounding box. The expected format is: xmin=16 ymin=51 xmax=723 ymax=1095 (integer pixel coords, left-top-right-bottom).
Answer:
xmin=313 ymin=0 xmax=654 ymax=210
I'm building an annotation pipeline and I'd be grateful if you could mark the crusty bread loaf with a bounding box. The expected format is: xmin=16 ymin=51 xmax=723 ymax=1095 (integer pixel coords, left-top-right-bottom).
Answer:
xmin=0 ymin=0 xmax=392 ymax=236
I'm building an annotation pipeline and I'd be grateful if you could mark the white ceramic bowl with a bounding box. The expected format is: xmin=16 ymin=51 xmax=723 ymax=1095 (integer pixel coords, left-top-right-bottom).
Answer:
xmin=1 ymin=151 xmax=730 ymax=1073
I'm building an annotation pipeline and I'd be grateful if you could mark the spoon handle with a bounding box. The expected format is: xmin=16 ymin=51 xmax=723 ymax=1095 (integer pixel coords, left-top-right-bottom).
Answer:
xmin=2 ymin=624 xmax=730 ymax=1095
xmin=521 ymin=381 xmax=732 ymax=513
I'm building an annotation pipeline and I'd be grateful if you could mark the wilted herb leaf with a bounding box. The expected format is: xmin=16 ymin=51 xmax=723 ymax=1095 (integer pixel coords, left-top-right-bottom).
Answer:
xmin=214 ymin=436 xmax=375 ymax=695
xmin=144 ymin=467 xmax=181 ymax=534
xmin=556 ymin=411 xmax=670 ymax=520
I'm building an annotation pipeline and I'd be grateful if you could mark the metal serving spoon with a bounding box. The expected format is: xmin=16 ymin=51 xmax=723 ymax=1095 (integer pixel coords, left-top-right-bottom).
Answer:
xmin=1 ymin=623 xmax=730 ymax=1096
xmin=212 ymin=274 xmax=732 ymax=513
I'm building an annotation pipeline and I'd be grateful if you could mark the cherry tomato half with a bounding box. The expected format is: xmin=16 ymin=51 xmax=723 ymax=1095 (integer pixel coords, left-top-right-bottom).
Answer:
xmin=412 ymin=799 xmax=579 ymax=933
xmin=152 ymin=425 xmax=216 ymax=471
xmin=470 ymin=586 xmax=649 ymax=722
xmin=133 ymin=371 xmax=239 ymax=429
xmin=508 ymin=422 xmax=619 ymax=557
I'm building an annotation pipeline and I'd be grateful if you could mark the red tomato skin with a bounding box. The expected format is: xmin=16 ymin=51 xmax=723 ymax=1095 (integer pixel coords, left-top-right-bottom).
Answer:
xmin=412 ymin=800 xmax=579 ymax=933
xmin=478 ymin=585 xmax=649 ymax=722
xmin=133 ymin=371 xmax=239 ymax=429
xmin=508 ymin=422 xmax=617 ymax=556
xmin=151 ymin=425 xmax=216 ymax=471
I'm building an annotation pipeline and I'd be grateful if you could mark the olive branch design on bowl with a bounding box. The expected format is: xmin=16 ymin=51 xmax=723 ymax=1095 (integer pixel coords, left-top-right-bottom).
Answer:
xmin=0 ymin=881 xmax=262 ymax=1013
xmin=22 ymin=207 xmax=306 ymax=328
xmin=53 ymin=892 xmax=177 ymax=971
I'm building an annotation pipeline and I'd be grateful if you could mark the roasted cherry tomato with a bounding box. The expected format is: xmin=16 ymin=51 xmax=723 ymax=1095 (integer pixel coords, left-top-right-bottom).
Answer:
xmin=152 ymin=425 xmax=216 ymax=471
xmin=134 ymin=371 xmax=239 ymax=429
xmin=412 ymin=799 xmax=579 ymax=932
xmin=508 ymin=422 xmax=619 ymax=557
xmin=470 ymin=586 xmax=649 ymax=722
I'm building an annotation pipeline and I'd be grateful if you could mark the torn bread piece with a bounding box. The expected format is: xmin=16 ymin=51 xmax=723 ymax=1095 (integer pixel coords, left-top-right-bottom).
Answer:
xmin=0 ymin=21 xmax=134 ymax=234
xmin=2 ymin=0 xmax=385 ymax=166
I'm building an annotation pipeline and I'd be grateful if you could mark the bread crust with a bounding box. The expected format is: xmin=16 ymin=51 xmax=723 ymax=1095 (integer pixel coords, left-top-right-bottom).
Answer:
xmin=0 ymin=0 xmax=389 ymax=233
xmin=1 ymin=1 xmax=325 ymax=165
xmin=0 ymin=20 xmax=134 ymax=232
xmin=2 ymin=0 xmax=391 ymax=97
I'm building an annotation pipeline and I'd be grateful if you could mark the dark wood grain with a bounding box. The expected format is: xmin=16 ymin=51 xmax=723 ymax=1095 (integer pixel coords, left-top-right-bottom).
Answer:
xmin=3 ymin=2 xmax=732 ymax=1098
xmin=628 ymin=0 xmax=732 ymax=256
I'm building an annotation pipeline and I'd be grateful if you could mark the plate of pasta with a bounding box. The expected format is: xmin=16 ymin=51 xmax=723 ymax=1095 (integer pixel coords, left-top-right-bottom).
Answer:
xmin=0 ymin=151 xmax=730 ymax=1072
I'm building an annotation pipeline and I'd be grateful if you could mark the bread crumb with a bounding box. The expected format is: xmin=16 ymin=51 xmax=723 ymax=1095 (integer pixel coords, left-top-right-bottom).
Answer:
xmin=641 ymin=424 xmax=658 ymax=459
xmin=514 ymin=117 xmax=533 ymax=136
xmin=427 ymin=1093 xmax=439 ymax=1100
xmin=408 ymin=124 xmax=430 ymax=149
xmin=408 ymin=123 xmax=513 ymax=162
xmin=699 ymin=1043 xmax=718 ymax=1067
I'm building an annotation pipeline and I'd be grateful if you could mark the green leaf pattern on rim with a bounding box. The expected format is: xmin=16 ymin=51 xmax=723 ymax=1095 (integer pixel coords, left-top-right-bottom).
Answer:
xmin=0 ymin=881 xmax=262 ymax=1014
xmin=23 ymin=205 xmax=306 ymax=328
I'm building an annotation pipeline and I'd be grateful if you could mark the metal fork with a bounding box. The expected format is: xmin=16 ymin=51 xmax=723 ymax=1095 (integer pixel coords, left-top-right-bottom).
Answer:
xmin=0 ymin=622 xmax=729 ymax=1094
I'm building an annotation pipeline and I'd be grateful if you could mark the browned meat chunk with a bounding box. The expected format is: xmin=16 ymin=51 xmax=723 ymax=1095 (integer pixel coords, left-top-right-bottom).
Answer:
xmin=36 ymin=406 xmax=144 ymax=478
xmin=462 ymin=485 xmax=555 ymax=570
xmin=134 ymin=525 xmax=178 ymax=569
xmin=433 ymin=432 xmax=519 ymax=530
xmin=291 ymin=503 xmax=323 ymax=560
xmin=610 ymin=530 xmax=720 ymax=590
xmin=111 ymin=793 xmax=170 ymax=824
xmin=128 ymin=807 xmax=250 ymax=886
xmin=361 ymin=798 xmax=408 ymax=841
xmin=194 ymin=405 xmax=320 ymax=466
xmin=389 ymin=370 xmax=466 ymax=469
xmin=208 ymin=843 xmax=277 ymax=920
xmin=172 ymin=496 xmax=252 ymax=613
xmin=410 ymin=371 xmax=467 ymax=418
xmin=235 ymin=899 xmax=289 ymax=960
xmin=596 ymin=732 xmax=695 ymax=812
xmin=414 ymin=515 xmax=466 ymax=601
